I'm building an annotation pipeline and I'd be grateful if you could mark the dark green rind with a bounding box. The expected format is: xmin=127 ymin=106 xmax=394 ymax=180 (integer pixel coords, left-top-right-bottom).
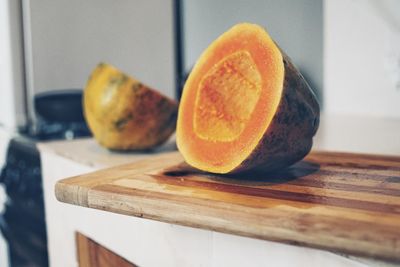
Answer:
xmin=232 ymin=52 xmax=320 ymax=173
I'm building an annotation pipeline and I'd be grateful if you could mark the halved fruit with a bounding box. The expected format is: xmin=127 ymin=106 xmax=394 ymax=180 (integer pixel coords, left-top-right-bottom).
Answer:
xmin=177 ymin=23 xmax=319 ymax=174
xmin=84 ymin=63 xmax=178 ymax=150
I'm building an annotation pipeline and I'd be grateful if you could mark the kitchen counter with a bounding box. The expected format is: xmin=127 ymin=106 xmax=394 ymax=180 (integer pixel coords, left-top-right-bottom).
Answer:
xmin=38 ymin=114 xmax=400 ymax=267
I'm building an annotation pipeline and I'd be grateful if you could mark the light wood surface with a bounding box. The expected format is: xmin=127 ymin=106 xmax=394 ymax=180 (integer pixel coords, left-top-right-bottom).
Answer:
xmin=76 ymin=232 xmax=136 ymax=267
xmin=56 ymin=151 xmax=400 ymax=262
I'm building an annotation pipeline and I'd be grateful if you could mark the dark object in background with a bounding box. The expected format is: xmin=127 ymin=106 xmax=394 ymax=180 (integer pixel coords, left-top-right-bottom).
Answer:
xmin=0 ymin=89 xmax=92 ymax=266
xmin=30 ymin=89 xmax=91 ymax=140
xmin=0 ymin=137 xmax=48 ymax=267
xmin=35 ymin=89 xmax=85 ymax=122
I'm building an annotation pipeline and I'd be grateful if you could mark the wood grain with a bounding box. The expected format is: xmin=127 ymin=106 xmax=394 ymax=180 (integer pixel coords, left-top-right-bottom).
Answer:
xmin=76 ymin=232 xmax=136 ymax=267
xmin=57 ymin=151 xmax=400 ymax=262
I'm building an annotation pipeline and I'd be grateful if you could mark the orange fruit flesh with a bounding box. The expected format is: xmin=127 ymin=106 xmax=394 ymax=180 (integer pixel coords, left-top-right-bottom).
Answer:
xmin=194 ymin=50 xmax=262 ymax=142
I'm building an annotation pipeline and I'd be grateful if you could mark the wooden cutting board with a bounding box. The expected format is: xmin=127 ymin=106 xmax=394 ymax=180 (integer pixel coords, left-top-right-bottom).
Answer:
xmin=55 ymin=151 xmax=400 ymax=262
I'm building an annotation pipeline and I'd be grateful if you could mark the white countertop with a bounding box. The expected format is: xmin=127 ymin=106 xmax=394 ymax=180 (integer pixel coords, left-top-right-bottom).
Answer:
xmin=37 ymin=114 xmax=400 ymax=267
xmin=40 ymin=114 xmax=400 ymax=169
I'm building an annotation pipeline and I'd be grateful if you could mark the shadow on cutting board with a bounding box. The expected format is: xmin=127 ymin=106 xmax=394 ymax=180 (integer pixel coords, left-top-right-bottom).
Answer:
xmin=162 ymin=160 xmax=320 ymax=186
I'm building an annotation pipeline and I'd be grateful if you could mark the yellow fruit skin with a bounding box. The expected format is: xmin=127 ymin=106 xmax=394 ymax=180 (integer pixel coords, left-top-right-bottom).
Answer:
xmin=84 ymin=63 xmax=178 ymax=150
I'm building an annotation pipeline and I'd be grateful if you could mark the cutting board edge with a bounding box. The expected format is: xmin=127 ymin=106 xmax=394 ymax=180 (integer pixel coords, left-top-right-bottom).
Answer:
xmin=83 ymin=185 xmax=400 ymax=263
xmin=55 ymin=180 xmax=90 ymax=207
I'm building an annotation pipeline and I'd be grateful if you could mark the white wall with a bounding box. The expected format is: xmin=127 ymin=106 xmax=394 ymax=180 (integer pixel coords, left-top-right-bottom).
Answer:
xmin=25 ymin=0 xmax=176 ymax=98
xmin=5 ymin=0 xmax=400 ymax=129
xmin=0 ymin=0 xmax=26 ymax=129
xmin=324 ymin=0 xmax=400 ymax=118
xmin=184 ymin=0 xmax=400 ymax=118
xmin=1 ymin=0 xmax=176 ymax=130
xmin=183 ymin=0 xmax=324 ymax=101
